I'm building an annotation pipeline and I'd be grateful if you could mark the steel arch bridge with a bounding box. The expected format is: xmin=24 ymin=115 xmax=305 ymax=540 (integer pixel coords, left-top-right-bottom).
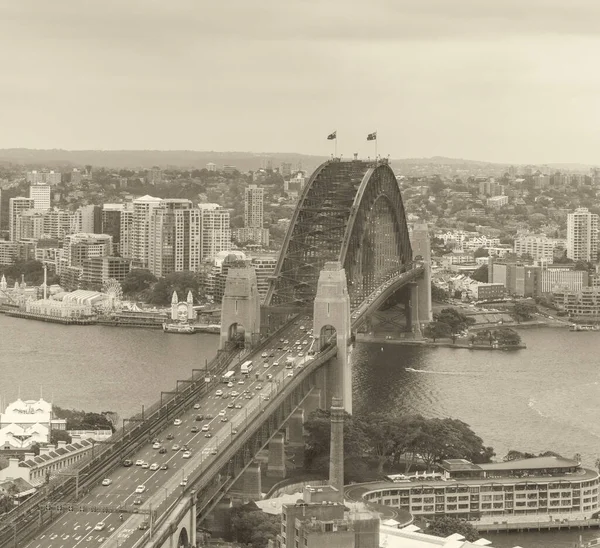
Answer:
xmin=265 ymin=158 xmax=413 ymax=309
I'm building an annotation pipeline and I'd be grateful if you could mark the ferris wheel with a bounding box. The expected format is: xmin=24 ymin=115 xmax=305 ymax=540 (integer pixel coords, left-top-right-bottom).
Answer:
xmin=101 ymin=278 xmax=123 ymax=312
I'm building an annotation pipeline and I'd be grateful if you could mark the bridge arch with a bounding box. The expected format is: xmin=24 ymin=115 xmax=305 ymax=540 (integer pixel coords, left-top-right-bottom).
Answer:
xmin=226 ymin=322 xmax=246 ymax=344
xmin=266 ymin=159 xmax=412 ymax=309
xmin=319 ymin=324 xmax=337 ymax=351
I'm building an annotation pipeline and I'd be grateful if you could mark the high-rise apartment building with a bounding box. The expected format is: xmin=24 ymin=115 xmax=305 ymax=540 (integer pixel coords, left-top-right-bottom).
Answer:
xmin=102 ymin=204 xmax=125 ymax=255
xmin=132 ymin=195 xmax=163 ymax=268
xmin=71 ymin=168 xmax=82 ymax=185
xmin=63 ymin=233 xmax=113 ymax=268
xmin=26 ymin=170 xmax=61 ymax=185
xmin=514 ymin=235 xmax=565 ymax=262
xmin=198 ymin=204 xmax=231 ymax=261
xmin=245 ymin=185 xmax=264 ymax=229
xmin=42 ymin=209 xmax=73 ymax=240
xmin=72 ymin=205 xmax=102 ymax=234
xmin=9 ymin=197 xmax=34 ymax=241
xmin=146 ymin=167 xmax=162 ymax=185
xmin=567 ymin=207 xmax=599 ymax=262
xmin=119 ymin=206 xmax=134 ymax=259
xmin=17 ymin=210 xmax=45 ymax=240
xmin=29 ymin=184 xmax=51 ymax=211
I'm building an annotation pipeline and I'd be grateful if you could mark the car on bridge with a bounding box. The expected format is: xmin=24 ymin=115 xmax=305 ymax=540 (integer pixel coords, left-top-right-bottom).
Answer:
xmin=221 ymin=416 xmax=229 ymax=422
xmin=234 ymin=403 xmax=242 ymax=409
xmin=141 ymin=462 xmax=149 ymax=469
xmin=173 ymin=419 xmax=182 ymax=426
xmin=215 ymin=389 xmax=223 ymax=396
xmin=180 ymin=478 xmax=188 ymax=486
xmin=135 ymin=459 xmax=144 ymax=466
xmin=134 ymin=497 xmax=143 ymax=505
xmin=150 ymin=463 xmax=159 ymax=471
xmin=101 ymin=479 xmax=112 ymax=486
xmin=194 ymin=403 xmax=201 ymax=409
xmin=195 ymin=414 xmax=204 ymax=421
xmin=205 ymin=433 xmax=212 ymax=438
xmin=201 ymin=425 xmax=210 ymax=431
xmin=191 ymin=426 xmax=199 ymax=433
xmin=219 ymin=410 xmax=226 ymax=416
xmin=172 ymin=444 xmax=181 ymax=451
xmin=183 ymin=451 xmax=192 ymax=459
xmin=94 ymin=522 xmax=106 ymax=531
xmin=152 ymin=442 xmax=161 ymax=449
xmin=160 ymin=464 xmax=169 ymax=470
xmin=135 ymin=485 xmax=146 ymax=494
xmin=166 ymin=433 xmax=174 ymax=440
xmin=159 ymin=447 xmax=167 ymax=454
xmin=227 ymin=402 xmax=234 ymax=408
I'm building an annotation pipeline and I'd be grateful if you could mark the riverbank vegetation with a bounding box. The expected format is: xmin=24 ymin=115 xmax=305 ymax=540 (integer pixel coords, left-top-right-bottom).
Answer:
xmin=53 ymin=407 xmax=118 ymax=433
xmin=304 ymin=411 xmax=495 ymax=479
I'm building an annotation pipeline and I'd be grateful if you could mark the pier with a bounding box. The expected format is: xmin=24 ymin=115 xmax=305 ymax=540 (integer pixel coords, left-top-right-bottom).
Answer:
xmin=4 ymin=309 xmax=97 ymax=325
xmin=475 ymin=517 xmax=600 ymax=533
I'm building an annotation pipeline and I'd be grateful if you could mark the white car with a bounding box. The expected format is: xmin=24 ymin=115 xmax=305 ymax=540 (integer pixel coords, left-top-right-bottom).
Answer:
xmin=273 ymin=361 xmax=279 ymax=367
xmin=173 ymin=419 xmax=182 ymax=426
xmin=201 ymin=424 xmax=209 ymax=431
xmin=180 ymin=478 xmax=188 ymax=486
xmin=215 ymin=389 xmax=223 ymax=396
xmin=101 ymin=478 xmax=112 ymax=486
xmin=231 ymin=391 xmax=239 ymax=397
xmin=287 ymin=372 xmax=293 ymax=377
xmin=298 ymin=352 xmax=304 ymax=357
xmin=152 ymin=442 xmax=161 ymax=449
xmin=141 ymin=462 xmax=149 ymax=469
xmin=263 ymin=362 xmax=270 ymax=368
xmin=94 ymin=522 xmax=106 ymax=531
xmin=193 ymin=403 xmax=201 ymax=409
xmin=135 ymin=459 xmax=144 ymax=466
xmin=218 ymin=410 xmax=226 ymax=416
xmin=238 ymin=379 xmax=245 ymax=384
xmin=149 ymin=463 xmax=159 ymax=471
xmin=227 ymin=382 xmax=234 ymax=388
xmin=135 ymin=485 xmax=146 ymax=494
xmin=182 ymin=451 xmax=192 ymax=459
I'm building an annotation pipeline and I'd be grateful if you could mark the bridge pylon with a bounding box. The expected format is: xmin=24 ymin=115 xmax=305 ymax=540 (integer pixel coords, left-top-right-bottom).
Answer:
xmin=409 ymin=222 xmax=433 ymax=324
xmin=313 ymin=261 xmax=352 ymax=413
xmin=219 ymin=265 xmax=261 ymax=349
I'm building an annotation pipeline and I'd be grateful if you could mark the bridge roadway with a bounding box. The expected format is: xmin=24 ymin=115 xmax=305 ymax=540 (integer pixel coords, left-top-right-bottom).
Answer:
xmin=25 ymin=316 xmax=312 ymax=548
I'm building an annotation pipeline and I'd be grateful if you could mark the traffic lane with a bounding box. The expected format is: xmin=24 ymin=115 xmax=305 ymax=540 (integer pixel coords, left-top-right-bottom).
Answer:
xmin=30 ymin=321 xmax=305 ymax=545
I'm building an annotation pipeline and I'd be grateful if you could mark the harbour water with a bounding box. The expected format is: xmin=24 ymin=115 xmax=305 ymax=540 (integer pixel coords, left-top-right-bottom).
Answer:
xmin=3 ymin=314 xmax=600 ymax=546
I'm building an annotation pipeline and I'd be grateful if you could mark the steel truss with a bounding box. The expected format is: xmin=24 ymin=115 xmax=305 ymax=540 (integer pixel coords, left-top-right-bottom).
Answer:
xmin=266 ymin=159 xmax=412 ymax=309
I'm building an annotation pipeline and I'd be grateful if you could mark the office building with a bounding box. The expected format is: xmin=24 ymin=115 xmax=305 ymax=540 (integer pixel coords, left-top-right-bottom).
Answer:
xmin=0 ymin=242 xmax=19 ymax=265
xmin=9 ymin=198 xmax=34 ymax=241
xmin=567 ymin=207 xmax=599 ymax=262
xmin=29 ymin=184 xmax=51 ymax=211
xmin=132 ymin=195 xmax=163 ymax=268
xmin=245 ymin=185 xmax=264 ymax=229
xmin=26 ymin=170 xmax=61 ymax=186
xmin=479 ymin=179 xmax=503 ymax=197
xmin=234 ymin=227 xmax=270 ymax=246
xmin=540 ymin=266 xmax=588 ymax=294
xmin=489 ymin=261 xmax=540 ymax=297
xmin=285 ymin=172 xmax=307 ymax=196
xmin=102 ymin=204 xmax=125 ymax=255
xmin=71 ymin=205 xmax=102 ymax=234
xmin=81 ymin=256 xmax=131 ymax=290
xmin=198 ymin=204 xmax=231 ymax=261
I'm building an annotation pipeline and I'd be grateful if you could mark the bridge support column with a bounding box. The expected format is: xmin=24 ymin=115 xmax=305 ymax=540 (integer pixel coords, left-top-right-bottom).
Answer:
xmin=313 ymin=262 xmax=352 ymax=413
xmin=303 ymin=389 xmax=322 ymax=416
xmin=267 ymin=433 xmax=286 ymax=478
xmin=410 ymin=222 xmax=433 ymax=324
xmin=286 ymin=409 xmax=304 ymax=447
xmin=231 ymin=462 xmax=262 ymax=500
xmin=219 ymin=265 xmax=261 ymax=349
xmin=409 ymin=282 xmax=422 ymax=338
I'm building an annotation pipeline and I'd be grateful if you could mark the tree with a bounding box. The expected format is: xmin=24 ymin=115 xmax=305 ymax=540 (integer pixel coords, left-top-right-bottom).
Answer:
xmin=121 ymin=269 xmax=157 ymax=295
xmin=512 ymin=301 xmax=537 ymax=322
xmin=431 ymin=283 xmax=447 ymax=302
xmin=427 ymin=516 xmax=480 ymax=542
xmin=360 ymin=414 xmax=399 ymax=474
xmin=435 ymin=308 xmax=475 ymax=335
xmin=473 ymin=247 xmax=489 ymax=258
xmin=148 ymin=271 xmax=203 ymax=305
xmin=423 ymin=321 xmax=451 ymax=342
xmin=471 ymin=264 xmax=488 ymax=283
xmin=230 ymin=507 xmax=280 ymax=547
xmin=492 ymin=327 xmax=521 ymax=346
xmin=50 ymin=430 xmax=72 ymax=445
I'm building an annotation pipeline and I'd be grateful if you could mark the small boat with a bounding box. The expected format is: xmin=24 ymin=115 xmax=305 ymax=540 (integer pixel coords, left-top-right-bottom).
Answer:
xmin=162 ymin=322 xmax=195 ymax=334
xmin=405 ymin=367 xmax=418 ymax=372
xmin=570 ymin=324 xmax=600 ymax=332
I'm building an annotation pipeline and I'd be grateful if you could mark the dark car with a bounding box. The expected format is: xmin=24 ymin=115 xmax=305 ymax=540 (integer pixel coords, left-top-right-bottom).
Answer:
xmin=205 ymin=414 xmax=213 ymax=420
xmin=191 ymin=426 xmax=199 ymax=433
xmin=195 ymin=414 xmax=204 ymax=421
xmin=158 ymin=447 xmax=167 ymax=454
xmin=160 ymin=464 xmax=169 ymax=470
xmin=166 ymin=433 xmax=174 ymax=440
xmin=122 ymin=459 xmax=133 ymax=467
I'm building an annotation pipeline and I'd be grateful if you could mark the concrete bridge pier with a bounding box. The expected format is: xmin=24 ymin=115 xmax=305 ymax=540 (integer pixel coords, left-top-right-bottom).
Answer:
xmin=230 ymin=461 xmax=262 ymax=501
xmin=286 ymin=409 xmax=304 ymax=447
xmin=302 ymin=389 xmax=322 ymax=417
xmin=267 ymin=433 xmax=286 ymax=478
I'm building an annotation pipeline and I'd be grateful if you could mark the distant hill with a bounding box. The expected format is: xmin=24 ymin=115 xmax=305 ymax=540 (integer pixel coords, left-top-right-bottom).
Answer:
xmin=1 ymin=148 xmax=588 ymax=172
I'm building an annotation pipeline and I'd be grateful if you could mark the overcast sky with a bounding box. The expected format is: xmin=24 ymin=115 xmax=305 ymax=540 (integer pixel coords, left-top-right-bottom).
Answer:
xmin=2 ymin=0 xmax=600 ymax=164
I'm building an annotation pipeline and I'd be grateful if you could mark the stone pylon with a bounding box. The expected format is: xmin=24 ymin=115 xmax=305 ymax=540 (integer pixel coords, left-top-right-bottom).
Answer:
xmin=313 ymin=261 xmax=352 ymax=413
xmin=409 ymin=222 xmax=433 ymax=324
xmin=219 ymin=265 xmax=261 ymax=349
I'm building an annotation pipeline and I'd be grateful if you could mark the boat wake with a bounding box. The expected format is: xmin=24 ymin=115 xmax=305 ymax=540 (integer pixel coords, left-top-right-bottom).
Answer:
xmin=405 ymin=367 xmax=478 ymax=376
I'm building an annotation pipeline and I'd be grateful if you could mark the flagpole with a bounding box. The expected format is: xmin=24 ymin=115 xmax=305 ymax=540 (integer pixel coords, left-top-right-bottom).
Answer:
xmin=335 ymin=137 xmax=337 ymax=158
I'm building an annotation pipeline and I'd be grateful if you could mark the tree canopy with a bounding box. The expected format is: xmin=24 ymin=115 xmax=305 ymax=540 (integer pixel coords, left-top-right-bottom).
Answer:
xmin=435 ymin=308 xmax=475 ymax=334
xmin=512 ymin=301 xmax=537 ymax=322
xmin=53 ymin=406 xmax=116 ymax=432
xmin=470 ymin=264 xmax=488 ymax=283
xmin=121 ymin=269 xmax=157 ymax=295
xmin=427 ymin=516 xmax=480 ymax=542
xmin=230 ymin=505 xmax=280 ymax=548
xmin=424 ymin=321 xmax=451 ymax=342
xmin=147 ymin=271 xmax=203 ymax=305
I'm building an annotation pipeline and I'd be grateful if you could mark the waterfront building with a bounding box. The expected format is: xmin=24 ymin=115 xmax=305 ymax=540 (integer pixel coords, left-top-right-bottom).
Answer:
xmin=540 ymin=266 xmax=588 ymax=295
xmin=553 ymin=287 xmax=600 ymax=318
xmin=362 ymin=457 xmax=599 ymax=522
xmin=567 ymin=207 xmax=598 ymax=262
xmin=441 ymin=252 xmax=475 ymax=269
xmin=0 ymin=398 xmax=66 ymax=450
xmin=9 ymin=197 xmax=34 ymax=241
xmin=514 ymin=235 xmax=566 ymax=262
xmin=29 ymin=184 xmax=51 ymax=211
xmin=197 ymin=203 xmax=231 ymax=261
xmin=0 ymin=438 xmax=93 ymax=486
xmin=132 ymin=195 xmax=163 ymax=268
xmin=81 ymin=256 xmax=131 ymax=290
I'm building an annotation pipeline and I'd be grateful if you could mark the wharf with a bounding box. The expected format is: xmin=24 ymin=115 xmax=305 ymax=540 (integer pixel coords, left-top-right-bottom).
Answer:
xmin=4 ymin=309 xmax=97 ymax=325
xmin=356 ymin=334 xmax=526 ymax=350
xmin=475 ymin=517 xmax=600 ymax=533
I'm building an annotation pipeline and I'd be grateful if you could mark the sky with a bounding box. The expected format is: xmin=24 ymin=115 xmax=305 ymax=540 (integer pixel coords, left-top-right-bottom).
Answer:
xmin=2 ymin=0 xmax=600 ymax=164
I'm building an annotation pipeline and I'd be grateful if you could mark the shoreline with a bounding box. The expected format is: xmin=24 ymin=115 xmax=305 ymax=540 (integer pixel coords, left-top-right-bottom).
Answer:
xmin=355 ymin=334 xmax=526 ymax=350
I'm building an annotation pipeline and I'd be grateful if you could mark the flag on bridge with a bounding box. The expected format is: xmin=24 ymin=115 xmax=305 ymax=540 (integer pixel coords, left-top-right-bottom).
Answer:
xmin=367 ymin=131 xmax=377 ymax=141
xmin=327 ymin=131 xmax=337 ymax=140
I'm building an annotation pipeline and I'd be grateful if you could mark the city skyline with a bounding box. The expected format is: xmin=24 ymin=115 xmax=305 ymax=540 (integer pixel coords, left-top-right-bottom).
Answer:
xmin=3 ymin=1 xmax=600 ymax=164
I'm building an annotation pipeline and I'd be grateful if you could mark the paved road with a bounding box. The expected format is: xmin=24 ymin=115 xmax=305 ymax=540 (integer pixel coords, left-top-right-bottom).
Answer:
xmin=25 ymin=316 xmax=315 ymax=548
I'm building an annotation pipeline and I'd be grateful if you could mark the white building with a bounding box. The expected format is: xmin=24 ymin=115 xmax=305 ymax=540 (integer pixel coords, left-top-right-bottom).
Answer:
xmin=486 ymin=195 xmax=508 ymax=208
xmin=514 ymin=235 xmax=565 ymax=262
xmin=16 ymin=210 xmax=45 ymax=240
xmin=198 ymin=203 xmax=231 ymax=261
xmin=29 ymin=184 xmax=51 ymax=211
xmin=132 ymin=195 xmax=163 ymax=268
xmin=119 ymin=205 xmax=134 ymax=259
xmin=9 ymin=197 xmax=34 ymax=241
xmin=0 ymin=398 xmax=66 ymax=450
xmin=206 ymin=162 xmax=217 ymax=172
xmin=567 ymin=207 xmax=599 ymax=262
